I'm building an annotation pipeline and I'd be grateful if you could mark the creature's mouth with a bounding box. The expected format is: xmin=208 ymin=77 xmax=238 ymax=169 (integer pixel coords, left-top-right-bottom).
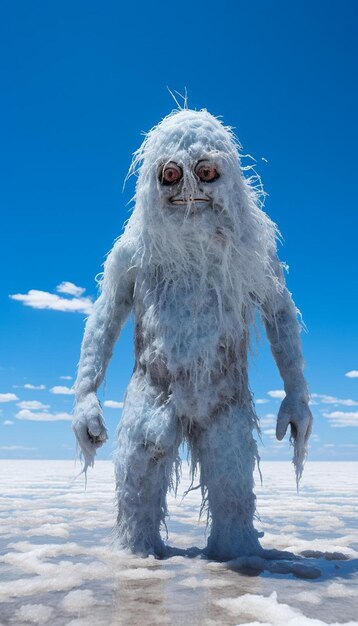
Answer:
xmin=170 ymin=196 xmax=210 ymax=205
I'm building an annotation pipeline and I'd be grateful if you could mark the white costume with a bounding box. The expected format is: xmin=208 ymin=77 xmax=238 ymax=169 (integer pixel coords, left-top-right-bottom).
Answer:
xmin=73 ymin=109 xmax=312 ymax=560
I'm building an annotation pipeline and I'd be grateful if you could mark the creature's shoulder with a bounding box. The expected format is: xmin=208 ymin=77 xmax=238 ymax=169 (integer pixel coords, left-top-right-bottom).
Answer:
xmin=102 ymin=234 xmax=139 ymax=294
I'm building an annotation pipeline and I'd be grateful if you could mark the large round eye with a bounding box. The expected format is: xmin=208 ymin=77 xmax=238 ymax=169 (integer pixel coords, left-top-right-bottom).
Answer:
xmin=195 ymin=161 xmax=219 ymax=183
xmin=160 ymin=162 xmax=183 ymax=186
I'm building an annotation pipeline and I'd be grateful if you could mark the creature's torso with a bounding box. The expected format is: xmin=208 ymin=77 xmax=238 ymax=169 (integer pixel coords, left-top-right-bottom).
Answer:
xmin=132 ymin=264 xmax=252 ymax=422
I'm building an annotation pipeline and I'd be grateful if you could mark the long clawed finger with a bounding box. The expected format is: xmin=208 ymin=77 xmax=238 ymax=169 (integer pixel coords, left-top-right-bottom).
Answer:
xmin=305 ymin=418 xmax=313 ymax=442
xmin=291 ymin=420 xmax=310 ymax=449
xmin=276 ymin=411 xmax=291 ymax=440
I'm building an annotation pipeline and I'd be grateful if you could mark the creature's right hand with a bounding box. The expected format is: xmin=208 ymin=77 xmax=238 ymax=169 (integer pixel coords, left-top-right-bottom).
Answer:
xmin=72 ymin=393 xmax=108 ymax=468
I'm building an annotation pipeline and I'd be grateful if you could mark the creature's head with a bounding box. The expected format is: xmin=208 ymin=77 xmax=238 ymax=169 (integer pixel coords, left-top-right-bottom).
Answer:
xmin=130 ymin=109 xmax=246 ymax=225
xmin=125 ymin=108 xmax=280 ymax=307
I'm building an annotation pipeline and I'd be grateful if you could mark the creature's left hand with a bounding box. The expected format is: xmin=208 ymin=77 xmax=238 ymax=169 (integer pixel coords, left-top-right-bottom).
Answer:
xmin=276 ymin=393 xmax=313 ymax=447
xmin=276 ymin=392 xmax=313 ymax=482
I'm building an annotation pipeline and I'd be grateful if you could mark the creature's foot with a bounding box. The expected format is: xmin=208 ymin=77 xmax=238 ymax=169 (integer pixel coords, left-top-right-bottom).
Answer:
xmin=300 ymin=549 xmax=349 ymax=561
xmin=202 ymin=528 xmax=264 ymax=562
xmin=163 ymin=545 xmax=203 ymax=559
xmin=118 ymin=536 xmax=203 ymax=560
xmin=117 ymin=530 xmax=169 ymax=559
xmin=228 ymin=555 xmax=321 ymax=579
xmin=151 ymin=542 xmax=170 ymax=560
xmin=203 ymin=545 xmax=297 ymax=563
xmin=201 ymin=527 xmax=321 ymax=578
xmin=256 ymin=547 xmax=296 ymax=560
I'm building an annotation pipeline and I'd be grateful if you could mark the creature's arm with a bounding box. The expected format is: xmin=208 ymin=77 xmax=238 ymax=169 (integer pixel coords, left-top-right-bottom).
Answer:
xmin=261 ymin=256 xmax=313 ymax=482
xmin=73 ymin=239 xmax=135 ymax=470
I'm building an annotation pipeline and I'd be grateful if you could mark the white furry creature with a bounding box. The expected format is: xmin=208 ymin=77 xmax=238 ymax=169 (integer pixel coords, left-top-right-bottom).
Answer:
xmin=73 ymin=108 xmax=312 ymax=560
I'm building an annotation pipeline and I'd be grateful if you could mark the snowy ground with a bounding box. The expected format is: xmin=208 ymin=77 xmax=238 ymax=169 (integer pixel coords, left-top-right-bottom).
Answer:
xmin=0 ymin=460 xmax=357 ymax=626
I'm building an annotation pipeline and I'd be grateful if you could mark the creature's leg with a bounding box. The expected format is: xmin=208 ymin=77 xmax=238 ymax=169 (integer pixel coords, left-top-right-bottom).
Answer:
xmin=191 ymin=402 xmax=262 ymax=561
xmin=114 ymin=374 xmax=181 ymax=558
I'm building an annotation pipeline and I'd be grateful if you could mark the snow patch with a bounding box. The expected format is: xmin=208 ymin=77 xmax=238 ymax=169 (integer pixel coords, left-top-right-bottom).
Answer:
xmin=215 ymin=591 xmax=358 ymax=625
xmin=15 ymin=604 xmax=54 ymax=624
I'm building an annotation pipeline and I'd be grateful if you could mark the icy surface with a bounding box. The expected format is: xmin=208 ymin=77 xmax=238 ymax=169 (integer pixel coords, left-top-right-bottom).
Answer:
xmin=0 ymin=460 xmax=357 ymax=625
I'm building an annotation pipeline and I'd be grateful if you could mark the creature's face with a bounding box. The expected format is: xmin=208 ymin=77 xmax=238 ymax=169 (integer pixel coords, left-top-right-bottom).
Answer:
xmin=135 ymin=110 xmax=242 ymax=220
xmin=157 ymin=155 xmax=223 ymax=215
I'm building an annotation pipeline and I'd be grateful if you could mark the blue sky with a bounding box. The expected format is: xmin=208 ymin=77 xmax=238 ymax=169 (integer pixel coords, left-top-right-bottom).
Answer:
xmin=1 ymin=0 xmax=357 ymax=462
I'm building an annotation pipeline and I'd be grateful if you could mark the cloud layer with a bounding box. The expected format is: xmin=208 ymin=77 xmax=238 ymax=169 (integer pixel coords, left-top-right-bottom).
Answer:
xmin=322 ymin=411 xmax=358 ymax=428
xmin=345 ymin=370 xmax=358 ymax=379
xmin=0 ymin=393 xmax=18 ymax=403
xmin=103 ymin=400 xmax=124 ymax=409
xmin=15 ymin=409 xmax=73 ymax=422
xmin=312 ymin=394 xmax=358 ymax=407
xmin=56 ymin=282 xmax=86 ymax=297
xmin=10 ymin=283 xmax=93 ymax=315
xmin=50 ymin=386 xmax=75 ymax=395
xmin=16 ymin=401 xmax=50 ymax=410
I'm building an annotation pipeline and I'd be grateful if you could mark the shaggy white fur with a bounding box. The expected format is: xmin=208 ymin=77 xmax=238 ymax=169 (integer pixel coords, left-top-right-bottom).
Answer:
xmin=73 ymin=108 xmax=312 ymax=560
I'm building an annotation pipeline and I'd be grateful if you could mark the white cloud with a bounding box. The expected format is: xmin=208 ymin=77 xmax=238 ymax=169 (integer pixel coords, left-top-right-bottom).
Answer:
xmin=56 ymin=281 xmax=86 ymax=297
xmin=260 ymin=414 xmax=276 ymax=427
xmin=323 ymin=411 xmax=358 ymax=428
xmin=0 ymin=445 xmax=37 ymax=451
xmin=266 ymin=390 xmax=358 ymax=408
xmin=3 ymin=420 xmax=14 ymax=426
xmin=103 ymin=400 xmax=124 ymax=409
xmin=267 ymin=390 xmax=286 ymax=399
xmin=16 ymin=409 xmax=72 ymax=422
xmin=0 ymin=393 xmax=19 ymax=403
xmin=50 ymin=386 xmax=75 ymax=395
xmin=256 ymin=398 xmax=269 ymax=404
xmin=60 ymin=376 xmax=73 ymax=380
xmin=10 ymin=289 xmax=94 ymax=315
xmin=311 ymin=393 xmax=358 ymax=406
xmin=345 ymin=370 xmax=358 ymax=378
xmin=16 ymin=401 xmax=50 ymax=410
xmin=263 ymin=428 xmax=276 ymax=437
xmin=24 ymin=384 xmax=46 ymax=390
